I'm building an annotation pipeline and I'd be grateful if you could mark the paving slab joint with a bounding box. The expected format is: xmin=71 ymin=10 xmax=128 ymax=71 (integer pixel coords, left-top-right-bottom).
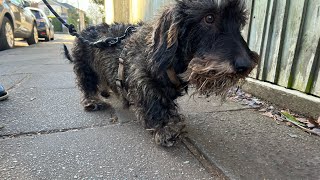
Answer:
xmin=182 ymin=137 xmax=229 ymax=179
xmin=0 ymin=123 xmax=125 ymax=140
xmin=7 ymin=74 xmax=31 ymax=91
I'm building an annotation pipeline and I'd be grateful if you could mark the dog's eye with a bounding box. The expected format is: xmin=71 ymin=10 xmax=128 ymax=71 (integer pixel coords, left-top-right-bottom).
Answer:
xmin=205 ymin=15 xmax=214 ymax=24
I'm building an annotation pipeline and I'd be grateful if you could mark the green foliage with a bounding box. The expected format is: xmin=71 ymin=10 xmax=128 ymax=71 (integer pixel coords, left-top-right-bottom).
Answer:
xmin=48 ymin=16 xmax=63 ymax=32
xmin=84 ymin=14 xmax=90 ymax=26
xmin=281 ymin=111 xmax=307 ymax=127
xmin=67 ymin=8 xmax=79 ymax=30
xmin=90 ymin=0 xmax=105 ymax=14
xmin=90 ymin=0 xmax=104 ymax=6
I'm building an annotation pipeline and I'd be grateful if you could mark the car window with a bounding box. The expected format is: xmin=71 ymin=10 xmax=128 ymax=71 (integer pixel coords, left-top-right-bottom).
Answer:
xmin=40 ymin=11 xmax=50 ymax=22
xmin=31 ymin=10 xmax=42 ymax=19
xmin=40 ymin=11 xmax=46 ymax=18
xmin=44 ymin=8 xmax=51 ymax=16
xmin=10 ymin=0 xmax=22 ymax=6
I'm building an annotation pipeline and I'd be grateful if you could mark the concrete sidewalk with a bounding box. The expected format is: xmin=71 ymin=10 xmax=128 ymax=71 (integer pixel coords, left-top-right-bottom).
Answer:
xmin=1 ymin=35 xmax=319 ymax=179
xmin=179 ymin=95 xmax=320 ymax=179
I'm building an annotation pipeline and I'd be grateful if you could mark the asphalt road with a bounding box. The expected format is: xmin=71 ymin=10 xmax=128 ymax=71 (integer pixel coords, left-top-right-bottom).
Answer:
xmin=0 ymin=35 xmax=213 ymax=179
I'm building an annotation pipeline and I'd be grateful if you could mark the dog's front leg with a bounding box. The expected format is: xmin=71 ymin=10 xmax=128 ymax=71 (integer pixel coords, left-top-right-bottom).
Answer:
xmin=153 ymin=119 xmax=186 ymax=147
xmin=137 ymin=93 xmax=185 ymax=147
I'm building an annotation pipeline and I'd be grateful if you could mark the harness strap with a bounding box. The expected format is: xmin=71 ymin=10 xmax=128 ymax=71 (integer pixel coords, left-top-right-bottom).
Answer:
xmin=167 ymin=67 xmax=182 ymax=88
xmin=116 ymin=57 xmax=125 ymax=88
xmin=116 ymin=61 xmax=182 ymax=92
xmin=116 ymin=50 xmax=129 ymax=98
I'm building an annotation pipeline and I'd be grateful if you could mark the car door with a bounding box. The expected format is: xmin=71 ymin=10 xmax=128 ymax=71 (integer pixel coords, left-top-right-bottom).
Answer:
xmin=21 ymin=6 xmax=35 ymax=36
xmin=19 ymin=0 xmax=35 ymax=37
xmin=41 ymin=10 xmax=51 ymax=32
xmin=8 ymin=0 xmax=23 ymax=35
xmin=9 ymin=0 xmax=34 ymax=37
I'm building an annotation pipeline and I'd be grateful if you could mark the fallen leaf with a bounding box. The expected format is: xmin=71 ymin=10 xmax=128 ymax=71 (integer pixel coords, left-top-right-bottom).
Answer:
xmin=262 ymin=112 xmax=274 ymax=118
xmin=258 ymin=108 xmax=267 ymax=112
xmin=240 ymin=99 xmax=250 ymax=105
xmin=307 ymin=123 xmax=316 ymax=128
xmin=273 ymin=114 xmax=284 ymax=122
xmin=267 ymin=106 xmax=275 ymax=110
xmin=253 ymin=99 xmax=262 ymax=105
xmin=109 ymin=116 xmax=118 ymax=124
xmin=250 ymin=104 xmax=261 ymax=109
xmin=271 ymin=110 xmax=281 ymax=116
xmin=296 ymin=117 xmax=308 ymax=123
xmin=281 ymin=111 xmax=306 ymax=127
xmin=311 ymin=128 xmax=320 ymax=136
xmin=286 ymin=122 xmax=293 ymax=127
xmin=307 ymin=119 xmax=318 ymax=128
xmin=288 ymin=133 xmax=298 ymax=138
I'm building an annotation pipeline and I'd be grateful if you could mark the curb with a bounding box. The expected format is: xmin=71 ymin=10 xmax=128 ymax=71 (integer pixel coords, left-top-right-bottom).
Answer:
xmin=242 ymin=78 xmax=320 ymax=119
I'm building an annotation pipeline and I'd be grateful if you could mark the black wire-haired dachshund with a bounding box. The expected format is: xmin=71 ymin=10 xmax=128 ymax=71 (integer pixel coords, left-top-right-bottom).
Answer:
xmin=64 ymin=0 xmax=259 ymax=147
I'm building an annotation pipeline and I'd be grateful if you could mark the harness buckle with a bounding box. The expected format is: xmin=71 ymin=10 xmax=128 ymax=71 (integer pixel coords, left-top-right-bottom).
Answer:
xmin=116 ymin=79 xmax=123 ymax=88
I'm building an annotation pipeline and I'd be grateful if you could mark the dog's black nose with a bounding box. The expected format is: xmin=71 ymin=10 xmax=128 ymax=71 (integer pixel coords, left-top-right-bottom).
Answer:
xmin=235 ymin=57 xmax=252 ymax=74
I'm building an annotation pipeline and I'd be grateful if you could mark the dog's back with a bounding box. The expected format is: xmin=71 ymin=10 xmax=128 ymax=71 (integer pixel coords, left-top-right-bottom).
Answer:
xmin=64 ymin=23 xmax=138 ymax=107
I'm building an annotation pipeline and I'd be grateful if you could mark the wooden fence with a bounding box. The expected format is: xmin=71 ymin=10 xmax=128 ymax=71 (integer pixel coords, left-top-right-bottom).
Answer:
xmin=104 ymin=0 xmax=320 ymax=97
xmin=244 ymin=0 xmax=320 ymax=98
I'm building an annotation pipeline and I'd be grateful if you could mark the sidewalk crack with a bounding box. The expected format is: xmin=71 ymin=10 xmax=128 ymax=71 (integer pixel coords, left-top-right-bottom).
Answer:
xmin=0 ymin=120 xmax=128 ymax=140
xmin=7 ymin=74 xmax=31 ymax=91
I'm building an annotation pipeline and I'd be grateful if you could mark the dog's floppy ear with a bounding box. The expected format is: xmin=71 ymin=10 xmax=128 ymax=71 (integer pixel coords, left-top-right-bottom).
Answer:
xmin=151 ymin=7 xmax=180 ymax=73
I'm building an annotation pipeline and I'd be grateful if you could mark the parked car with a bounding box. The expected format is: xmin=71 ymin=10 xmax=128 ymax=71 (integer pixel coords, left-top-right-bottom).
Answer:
xmin=0 ymin=0 xmax=38 ymax=51
xmin=27 ymin=7 xmax=54 ymax=41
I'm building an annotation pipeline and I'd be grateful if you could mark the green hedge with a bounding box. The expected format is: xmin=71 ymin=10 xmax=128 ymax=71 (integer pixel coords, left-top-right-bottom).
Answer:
xmin=48 ymin=16 xmax=63 ymax=32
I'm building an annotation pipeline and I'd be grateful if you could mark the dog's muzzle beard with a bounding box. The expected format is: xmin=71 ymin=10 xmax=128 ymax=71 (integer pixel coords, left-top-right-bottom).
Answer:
xmin=183 ymin=57 xmax=254 ymax=98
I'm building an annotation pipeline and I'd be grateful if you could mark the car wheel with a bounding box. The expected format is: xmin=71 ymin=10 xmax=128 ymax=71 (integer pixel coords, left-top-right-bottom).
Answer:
xmin=50 ymin=32 xmax=54 ymax=40
xmin=0 ymin=17 xmax=15 ymax=51
xmin=45 ymin=29 xmax=50 ymax=41
xmin=26 ymin=24 xmax=39 ymax=45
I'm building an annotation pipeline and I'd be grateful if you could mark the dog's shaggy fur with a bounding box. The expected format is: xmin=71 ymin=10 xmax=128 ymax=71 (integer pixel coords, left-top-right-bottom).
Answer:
xmin=65 ymin=0 xmax=259 ymax=147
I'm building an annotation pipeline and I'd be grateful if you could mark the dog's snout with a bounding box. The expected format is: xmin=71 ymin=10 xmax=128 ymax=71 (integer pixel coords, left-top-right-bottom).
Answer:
xmin=234 ymin=57 xmax=252 ymax=74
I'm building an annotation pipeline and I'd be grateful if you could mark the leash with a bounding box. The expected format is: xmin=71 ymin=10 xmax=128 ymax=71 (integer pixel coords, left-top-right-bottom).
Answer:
xmin=41 ymin=0 xmax=136 ymax=48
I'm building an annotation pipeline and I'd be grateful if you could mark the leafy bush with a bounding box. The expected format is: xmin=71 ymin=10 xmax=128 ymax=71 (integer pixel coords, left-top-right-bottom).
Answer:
xmin=67 ymin=8 xmax=79 ymax=31
xmin=48 ymin=16 xmax=63 ymax=32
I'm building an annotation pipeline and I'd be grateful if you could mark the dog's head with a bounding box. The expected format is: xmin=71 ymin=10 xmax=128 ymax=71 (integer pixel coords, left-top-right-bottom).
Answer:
xmin=150 ymin=0 xmax=259 ymax=96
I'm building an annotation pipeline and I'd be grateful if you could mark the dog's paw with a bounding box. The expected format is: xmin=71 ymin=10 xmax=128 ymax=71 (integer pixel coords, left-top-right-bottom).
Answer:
xmin=81 ymin=99 xmax=107 ymax=111
xmin=154 ymin=122 xmax=186 ymax=147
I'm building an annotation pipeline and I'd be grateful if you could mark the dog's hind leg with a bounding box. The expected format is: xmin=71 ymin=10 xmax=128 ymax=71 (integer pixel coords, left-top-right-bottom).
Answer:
xmin=73 ymin=62 xmax=107 ymax=111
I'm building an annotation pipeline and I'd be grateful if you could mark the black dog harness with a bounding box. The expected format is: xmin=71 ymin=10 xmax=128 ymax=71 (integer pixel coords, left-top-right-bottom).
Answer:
xmin=42 ymin=0 xmax=181 ymax=92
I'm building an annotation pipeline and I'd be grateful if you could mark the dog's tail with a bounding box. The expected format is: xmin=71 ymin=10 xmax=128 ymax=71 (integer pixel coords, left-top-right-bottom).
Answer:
xmin=63 ymin=44 xmax=73 ymax=63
